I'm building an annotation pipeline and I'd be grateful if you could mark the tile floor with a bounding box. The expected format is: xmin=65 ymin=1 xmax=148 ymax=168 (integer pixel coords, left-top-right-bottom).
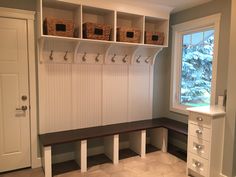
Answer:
xmin=0 ymin=151 xmax=188 ymax=177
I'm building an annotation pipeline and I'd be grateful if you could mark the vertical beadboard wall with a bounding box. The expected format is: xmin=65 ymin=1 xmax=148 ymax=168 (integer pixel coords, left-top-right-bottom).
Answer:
xmin=39 ymin=62 xmax=154 ymax=134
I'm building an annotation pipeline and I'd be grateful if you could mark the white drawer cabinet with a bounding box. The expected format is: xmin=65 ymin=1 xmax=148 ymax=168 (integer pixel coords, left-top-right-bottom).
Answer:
xmin=187 ymin=106 xmax=225 ymax=177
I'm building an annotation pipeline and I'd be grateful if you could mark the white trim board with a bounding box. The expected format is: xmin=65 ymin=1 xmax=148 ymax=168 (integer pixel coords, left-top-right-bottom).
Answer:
xmin=0 ymin=7 xmax=41 ymax=168
xmin=170 ymin=13 xmax=221 ymax=115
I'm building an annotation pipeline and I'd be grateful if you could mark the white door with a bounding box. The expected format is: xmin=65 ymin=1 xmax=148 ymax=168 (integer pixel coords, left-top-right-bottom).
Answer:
xmin=0 ymin=17 xmax=30 ymax=172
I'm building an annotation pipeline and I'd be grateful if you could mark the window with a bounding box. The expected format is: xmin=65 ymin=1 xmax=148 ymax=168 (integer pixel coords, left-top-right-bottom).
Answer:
xmin=170 ymin=14 xmax=221 ymax=115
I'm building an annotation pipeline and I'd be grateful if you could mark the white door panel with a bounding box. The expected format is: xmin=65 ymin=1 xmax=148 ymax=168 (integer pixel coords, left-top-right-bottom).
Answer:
xmin=0 ymin=17 xmax=30 ymax=172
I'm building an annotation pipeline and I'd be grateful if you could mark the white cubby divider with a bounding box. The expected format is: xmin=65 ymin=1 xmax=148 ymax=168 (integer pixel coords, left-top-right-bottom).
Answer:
xmin=38 ymin=0 xmax=170 ymax=66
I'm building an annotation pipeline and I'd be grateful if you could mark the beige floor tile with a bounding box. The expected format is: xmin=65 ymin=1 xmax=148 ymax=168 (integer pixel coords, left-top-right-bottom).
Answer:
xmin=163 ymin=171 xmax=188 ymax=177
xmin=99 ymin=163 xmax=124 ymax=174
xmin=110 ymin=169 xmax=138 ymax=177
xmin=154 ymin=153 xmax=180 ymax=165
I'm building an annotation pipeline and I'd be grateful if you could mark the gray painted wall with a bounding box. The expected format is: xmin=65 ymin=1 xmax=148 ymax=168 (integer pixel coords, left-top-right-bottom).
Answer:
xmin=153 ymin=0 xmax=234 ymax=176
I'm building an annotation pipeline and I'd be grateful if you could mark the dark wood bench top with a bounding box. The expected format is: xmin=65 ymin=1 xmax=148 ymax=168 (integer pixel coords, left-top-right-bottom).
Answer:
xmin=39 ymin=117 xmax=188 ymax=146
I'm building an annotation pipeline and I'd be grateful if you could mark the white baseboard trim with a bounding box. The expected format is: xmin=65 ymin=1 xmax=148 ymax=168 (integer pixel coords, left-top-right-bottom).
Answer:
xmin=31 ymin=157 xmax=42 ymax=168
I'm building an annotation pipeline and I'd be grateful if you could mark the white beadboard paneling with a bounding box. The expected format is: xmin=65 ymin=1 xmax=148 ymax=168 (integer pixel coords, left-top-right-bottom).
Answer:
xmin=72 ymin=64 xmax=102 ymax=128
xmin=39 ymin=64 xmax=72 ymax=134
xmin=103 ymin=65 xmax=128 ymax=125
xmin=128 ymin=65 xmax=152 ymax=121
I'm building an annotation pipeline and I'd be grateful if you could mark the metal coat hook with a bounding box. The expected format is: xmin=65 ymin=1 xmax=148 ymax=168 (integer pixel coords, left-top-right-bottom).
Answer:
xmin=95 ymin=53 xmax=100 ymax=62
xmin=49 ymin=50 xmax=53 ymax=60
xmin=111 ymin=54 xmax=116 ymax=63
xmin=64 ymin=51 xmax=68 ymax=61
xmin=122 ymin=54 xmax=128 ymax=63
xmin=145 ymin=56 xmax=151 ymax=63
xmin=82 ymin=52 xmax=87 ymax=62
xmin=136 ymin=55 xmax=141 ymax=63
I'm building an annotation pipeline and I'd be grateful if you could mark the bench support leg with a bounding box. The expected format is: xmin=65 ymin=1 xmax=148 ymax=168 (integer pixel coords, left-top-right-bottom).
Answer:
xmin=75 ymin=140 xmax=87 ymax=173
xmin=104 ymin=134 xmax=119 ymax=164
xmin=150 ymin=128 xmax=168 ymax=152
xmin=129 ymin=130 xmax=146 ymax=158
xmin=42 ymin=146 xmax=52 ymax=177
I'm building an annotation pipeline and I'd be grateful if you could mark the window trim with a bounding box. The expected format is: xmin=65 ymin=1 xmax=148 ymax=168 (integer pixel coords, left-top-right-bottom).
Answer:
xmin=170 ymin=14 xmax=221 ymax=115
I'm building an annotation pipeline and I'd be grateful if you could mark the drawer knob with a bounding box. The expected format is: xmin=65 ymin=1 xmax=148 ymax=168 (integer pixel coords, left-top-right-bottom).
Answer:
xmin=196 ymin=129 xmax=202 ymax=135
xmin=197 ymin=117 xmax=203 ymax=121
xmin=195 ymin=144 xmax=203 ymax=150
xmin=194 ymin=161 xmax=202 ymax=168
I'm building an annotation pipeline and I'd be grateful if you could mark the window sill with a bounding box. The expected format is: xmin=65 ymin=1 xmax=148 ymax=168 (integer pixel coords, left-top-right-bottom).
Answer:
xmin=170 ymin=104 xmax=190 ymax=116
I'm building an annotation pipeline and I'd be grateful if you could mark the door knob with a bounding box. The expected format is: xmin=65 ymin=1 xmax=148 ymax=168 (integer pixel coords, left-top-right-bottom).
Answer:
xmin=16 ymin=106 xmax=27 ymax=111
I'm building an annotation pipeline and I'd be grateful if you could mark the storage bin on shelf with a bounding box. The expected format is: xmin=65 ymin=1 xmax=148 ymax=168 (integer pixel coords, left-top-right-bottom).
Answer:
xmin=117 ymin=27 xmax=141 ymax=43
xmin=43 ymin=17 xmax=75 ymax=37
xmin=83 ymin=22 xmax=112 ymax=41
xmin=145 ymin=31 xmax=164 ymax=45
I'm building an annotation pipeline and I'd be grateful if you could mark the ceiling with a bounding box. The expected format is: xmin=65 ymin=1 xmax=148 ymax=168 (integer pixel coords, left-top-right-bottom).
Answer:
xmin=146 ymin=0 xmax=213 ymax=13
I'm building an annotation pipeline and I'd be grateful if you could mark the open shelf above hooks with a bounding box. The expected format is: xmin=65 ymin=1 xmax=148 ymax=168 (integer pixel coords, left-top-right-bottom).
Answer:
xmin=38 ymin=0 xmax=170 ymax=65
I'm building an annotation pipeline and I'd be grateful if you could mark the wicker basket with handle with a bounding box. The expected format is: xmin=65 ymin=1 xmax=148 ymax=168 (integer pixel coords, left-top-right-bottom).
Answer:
xmin=145 ymin=31 xmax=164 ymax=45
xmin=117 ymin=27 xmax=141 ymax=43
xmin=43 ymin=17 xmax=75 ymax=37
xmin=83 ymin=22 xmax=112 ymax=41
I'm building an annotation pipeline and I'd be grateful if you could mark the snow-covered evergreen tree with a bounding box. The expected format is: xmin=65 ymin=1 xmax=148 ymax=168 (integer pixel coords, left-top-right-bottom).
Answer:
xmin=181 ymin=33 xmax=214 ymax=106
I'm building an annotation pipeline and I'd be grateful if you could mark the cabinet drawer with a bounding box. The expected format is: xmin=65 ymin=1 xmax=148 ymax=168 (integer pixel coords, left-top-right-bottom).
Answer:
xmin=189 ymin=123 xmax=211 ymax=142
xmin=188 ymin=136 xmax=210 ymax=160
xmin=189 ymin=112 xmax=211 ymax=128
xmin=187 ymin=153 xmax=209 ymax=177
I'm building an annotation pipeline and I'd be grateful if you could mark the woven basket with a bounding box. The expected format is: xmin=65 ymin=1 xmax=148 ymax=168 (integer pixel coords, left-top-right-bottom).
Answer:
xmin=145 ymin=31 xmax=164 ymax=45
xmin=43 ymin=17 xmax=75 ymax=37
xmin=117 ymin=27 xmax=141 ymax=43
xmin=83 ymin=22 xmax=111 ymax=41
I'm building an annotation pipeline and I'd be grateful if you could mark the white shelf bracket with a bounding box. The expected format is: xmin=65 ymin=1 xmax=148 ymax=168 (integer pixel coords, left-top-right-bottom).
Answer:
xmin=151 ymin=47 xmax=163 ymax=65
xmin=73 ymin=41 xmax=81 ymax=63
xmin=38 ymin=38 xmax=45 ymax=64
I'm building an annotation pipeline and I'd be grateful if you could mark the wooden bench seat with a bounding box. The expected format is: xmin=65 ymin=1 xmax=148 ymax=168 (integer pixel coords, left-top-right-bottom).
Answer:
xmin=39 ymin=117 xmax=187 ymax=177
xmin=39 ymin=117 xmax=187 ymax=146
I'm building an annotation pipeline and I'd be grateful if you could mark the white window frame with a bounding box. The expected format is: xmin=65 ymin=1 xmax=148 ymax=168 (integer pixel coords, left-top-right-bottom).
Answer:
xmin=170 ymin=14 xmax=221 ymax=115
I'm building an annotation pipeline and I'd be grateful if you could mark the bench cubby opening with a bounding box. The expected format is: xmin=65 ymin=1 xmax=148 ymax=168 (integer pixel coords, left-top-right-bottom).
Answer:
xmin=86 ymin=137 xmax=112 ymax=168
xmin=119 ymin=130 xmax=146 ymax=160
xmin=145 ymin=128 xmax=168 ymax=154
xmin=41 ymin=142 xmax=81 ymax=177
xmin=145 ymin=129 xmax=160 ymax=154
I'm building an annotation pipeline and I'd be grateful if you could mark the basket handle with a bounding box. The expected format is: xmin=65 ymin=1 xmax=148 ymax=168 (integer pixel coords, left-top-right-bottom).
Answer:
xmin=126 ymin=31 xmax=134 ymax=38
xmin=152 ymin=35 xmax=159 ymax=41
xmin=94 ymin=28 xmax=103 ymax=35
xmin=56 ymin=24 xmax=66 ymax=32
